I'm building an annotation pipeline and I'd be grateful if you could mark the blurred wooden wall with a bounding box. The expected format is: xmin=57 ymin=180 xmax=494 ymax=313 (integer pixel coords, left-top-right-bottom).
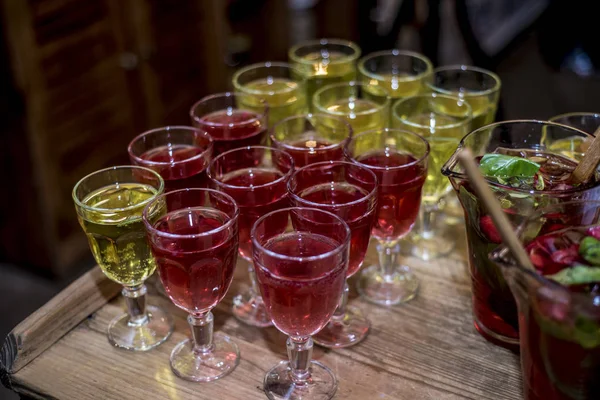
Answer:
xmin=0 ymin=0 xmax=359 ymax=276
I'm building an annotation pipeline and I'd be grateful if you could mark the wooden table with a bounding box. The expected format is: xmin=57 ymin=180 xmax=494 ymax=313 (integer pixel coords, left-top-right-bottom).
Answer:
xmin=1 ymin=225 xmax=523 ymax=399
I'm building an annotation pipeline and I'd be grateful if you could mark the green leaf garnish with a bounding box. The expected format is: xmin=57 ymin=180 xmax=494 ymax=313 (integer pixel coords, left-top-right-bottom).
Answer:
xmin=547 ymin=265 xmax=600 ymax=286
xmin=479 ymin=154 xmax=541 ymax=179
xmin=579 ymin=236 xmax=600 ymax=265
xmin=535 ymin=312 xmax=600 ymax=349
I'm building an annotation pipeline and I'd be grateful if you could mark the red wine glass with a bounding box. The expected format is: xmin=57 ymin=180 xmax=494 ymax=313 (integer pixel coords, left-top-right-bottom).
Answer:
xmin=142 ymin=188 xmax=240 ymax=382
xmin=270 ymin=113 xmax=353 ymax=168
xmin=207 ymin=146 xmax=294 ymax=327
xmin=128 ymin=126 xmax=213 ymax=192
xmin=288 ymin=161 xmax=377 ymax=348
xmin=345 ymin=128 xmax=429 ymax=305
xmin=252 ymin=207 xmax=350 ymax=400
xmin=190 ymin=92 xmax=268 ymax=156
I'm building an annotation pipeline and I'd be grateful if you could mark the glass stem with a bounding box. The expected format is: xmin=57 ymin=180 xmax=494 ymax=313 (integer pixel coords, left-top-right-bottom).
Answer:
xmin=377 ymin=242 xmax=401 ymax=279
xmin=420 ymin=208 xmax=434 ymax=239
xmin=331 ymin=281 xmax=349 ymax=322
xmin=287 ymin=336 xmax=313 ymax=385
xmin=189 ymin=312 xmax=214 ymax=354
xmin=248 ymin=262 xmax=261 ymax=299
xmin=123 ymin=284 xmax=149 ymax=326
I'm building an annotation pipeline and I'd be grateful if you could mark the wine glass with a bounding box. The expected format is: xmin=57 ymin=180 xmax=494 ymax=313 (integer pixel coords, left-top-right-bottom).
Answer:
xmin=142 ymin=188 xmax=240 ymax=382
xmin=392 ymin=93 xmax=472 ymax=260
xmin=72 ymin=166 xmax=174 ymax=351
xmin=128 ymin=126 xmax=213 ymax=192
xmin=190 ymin=92 xmax=268 ymax=155
xmin=207 ymin=146 xmax=294 ymax=327
xmin=252 ymin=207 xmax=350 ymax=400
xmin=232 ymin=62 xmax=307 ymax=127
xmin=345 ymin=128 xmax=430 ymax=305
xmin=288 ymin=38 xmax=361 ymax=109
xmin=426 ymin=65 xmax=501 ymax=130
xmin=549 ymin=112 xmax=600 ymax=134
xmin=312 ymin=81 xmax=390 ymax=134
xmin=288 ymin=161 xmax=377 ymax=348
xmin=357 ymin=49 xmax=433 ymax=100
xmin=270 ymin=113 xmax=353 ymax=167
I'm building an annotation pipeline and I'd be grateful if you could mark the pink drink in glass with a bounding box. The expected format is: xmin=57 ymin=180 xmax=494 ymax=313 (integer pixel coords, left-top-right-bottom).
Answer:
xmin=270 ymin=114 xmax=352 ymax=168
xmin=143 ymin=188 xmax=240 ymax=382
xmin=128 ymin=126 xmax=213 ymax=192
xmin=208 ymin=146 xmax=294 ymax=327
xmin=150 ymin=207 xmax=237 ymax=312
xmin=357 ymin=150 xmax=426 ymax=241
xmin=257 ymin=232 xmax=347 ymax=335
xmin=288 ymin=161 xmax=377 ymax=348
xmin=346 ymin=128 xmax=429 ymax=306
xmin=252 ymin=207 xmax=350 ymax=400
xmin=190 ymin=92 xmax=268 ymax=156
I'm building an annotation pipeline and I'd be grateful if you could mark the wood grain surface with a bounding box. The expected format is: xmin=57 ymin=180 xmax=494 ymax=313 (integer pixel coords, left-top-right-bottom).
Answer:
xmin=3 ymin=223 xmax=523 ymax=399
xmin=1 ymin=267 xmax=121 ymax=378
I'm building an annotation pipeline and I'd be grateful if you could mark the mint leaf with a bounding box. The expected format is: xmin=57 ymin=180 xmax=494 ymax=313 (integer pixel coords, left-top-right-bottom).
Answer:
xmin=535 ymin=312 xmax=600 ymax=349
xmin=547 ymin=265 xmax=600 ymax=285
xmin=574 ymin=316 xmax=600 ymax=349
xmin=579 ymin=236 xmax=600 ymax=265
xmin=479 ymin=154 xmax=540 ymax=179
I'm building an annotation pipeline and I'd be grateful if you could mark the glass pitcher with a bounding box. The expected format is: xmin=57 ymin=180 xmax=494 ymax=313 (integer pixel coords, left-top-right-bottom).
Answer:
xmin=490 ymin=200 xmax=600 ymax=400
xmin=441 ymin=120 xmax=600 ymax=349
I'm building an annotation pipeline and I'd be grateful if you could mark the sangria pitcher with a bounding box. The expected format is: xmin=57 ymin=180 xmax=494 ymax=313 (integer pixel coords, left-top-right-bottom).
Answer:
xmin=490 ymin=200 xmax=600 ymax=400
xmin=441 ymin=120 xmax=600 ymax=348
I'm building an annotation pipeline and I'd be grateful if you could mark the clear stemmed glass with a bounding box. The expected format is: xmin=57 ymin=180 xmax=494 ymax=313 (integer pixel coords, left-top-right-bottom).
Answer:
xmin=427 ymin=65 xmax=502 ymax=226
xmin=252 ymin=207 xmax=350 ymax=400
xmin=190 ymin=92 xmax=268 ymax=155
xmin=392 ymin=93 xmax=472 ymax=260
xmin=313 ymin=81 xmax=390 ymax=134
xmin=426 ymin=65 xmax=501 ymax=130
xmin=357 ymin=49 xmax=433 ymax=100
xmin=72 ymin=165 xmax=174 ymax=351
xmin=345 ymin=128 xmax=430 ymax=305
xmin=288 ymin=38 xmax=361 ymax=109
xmin=549 ymin=112 xmax=600 ymax=134
xmin=232 ymin=62 xmax=307 ymax=127
xmin=208 ymin=146 xmax=294 ymax=327
xmin=288 ymin=161 xmax=377 ymax=348
xmin=143 ymin=188 xmax=240 ymax=382
xmin=270 ymin=113 xmax=353 ymax=167
xmin=128 ymin=126 xmax=213 ymax=192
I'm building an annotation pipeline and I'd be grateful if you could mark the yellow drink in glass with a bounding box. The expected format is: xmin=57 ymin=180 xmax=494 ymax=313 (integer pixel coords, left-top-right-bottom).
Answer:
xmin=313 ymin=82 xmax=390 ymax=134
xmin=233 ymin=62 xmax=307 ymax=127
xmin=427 ymin=65 xmax=501 ymax=130
xmin=358 ymin=50 xmax=433 ymax=99
xmin=392 ymin=93 xmax=472 ymax=260
xmin=78 ymin=182 xmax=160 ymax=286
xmin=289 ymin=39 xmax=361 ymax=108
xmin=73 ymin=165 xmax=173 ymax=351
xmin=549 ymin=112 xmax=600 ymax=135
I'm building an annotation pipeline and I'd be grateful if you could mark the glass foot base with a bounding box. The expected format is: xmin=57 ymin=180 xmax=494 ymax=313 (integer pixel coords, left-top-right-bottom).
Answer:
xmin=473 ymin=316 xmax=520 ymax=352
xmin=313 ymin=306 xmax=370 ymax=348
xmin=357 ymin=264 xmax=419 ymax=306
xmin=107 ymin=305 xmax=173 ymax=351
xmin=410 ymin=232 xmax=455 ymax=261
xmin=233 ymin=289 xmax=273 ymax=327
xmin=264 ymin=360 xmax=337 ymax=400
xmin=170 ymin=334 xmax=240 ymax=382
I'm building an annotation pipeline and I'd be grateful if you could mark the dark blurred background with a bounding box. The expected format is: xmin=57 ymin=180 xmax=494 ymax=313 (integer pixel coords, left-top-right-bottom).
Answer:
xmin=0 ymin=0 xmax=599 ymax=397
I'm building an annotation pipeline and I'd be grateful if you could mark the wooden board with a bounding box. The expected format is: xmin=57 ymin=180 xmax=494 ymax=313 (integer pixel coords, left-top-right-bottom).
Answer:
xmin=2 ymin=223 xmax=523 ymax=399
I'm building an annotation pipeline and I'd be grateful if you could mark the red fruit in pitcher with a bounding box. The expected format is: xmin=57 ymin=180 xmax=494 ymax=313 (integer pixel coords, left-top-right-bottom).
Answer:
xmin=479 ymin=215 xmax=502 ymax=244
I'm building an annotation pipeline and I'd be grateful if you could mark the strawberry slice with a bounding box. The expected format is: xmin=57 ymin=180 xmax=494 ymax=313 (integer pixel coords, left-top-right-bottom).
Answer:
xmin=479 ymin=215 xmax=502 ymax=244
xmin=587 ymin=226 xmax=600 ymax=240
